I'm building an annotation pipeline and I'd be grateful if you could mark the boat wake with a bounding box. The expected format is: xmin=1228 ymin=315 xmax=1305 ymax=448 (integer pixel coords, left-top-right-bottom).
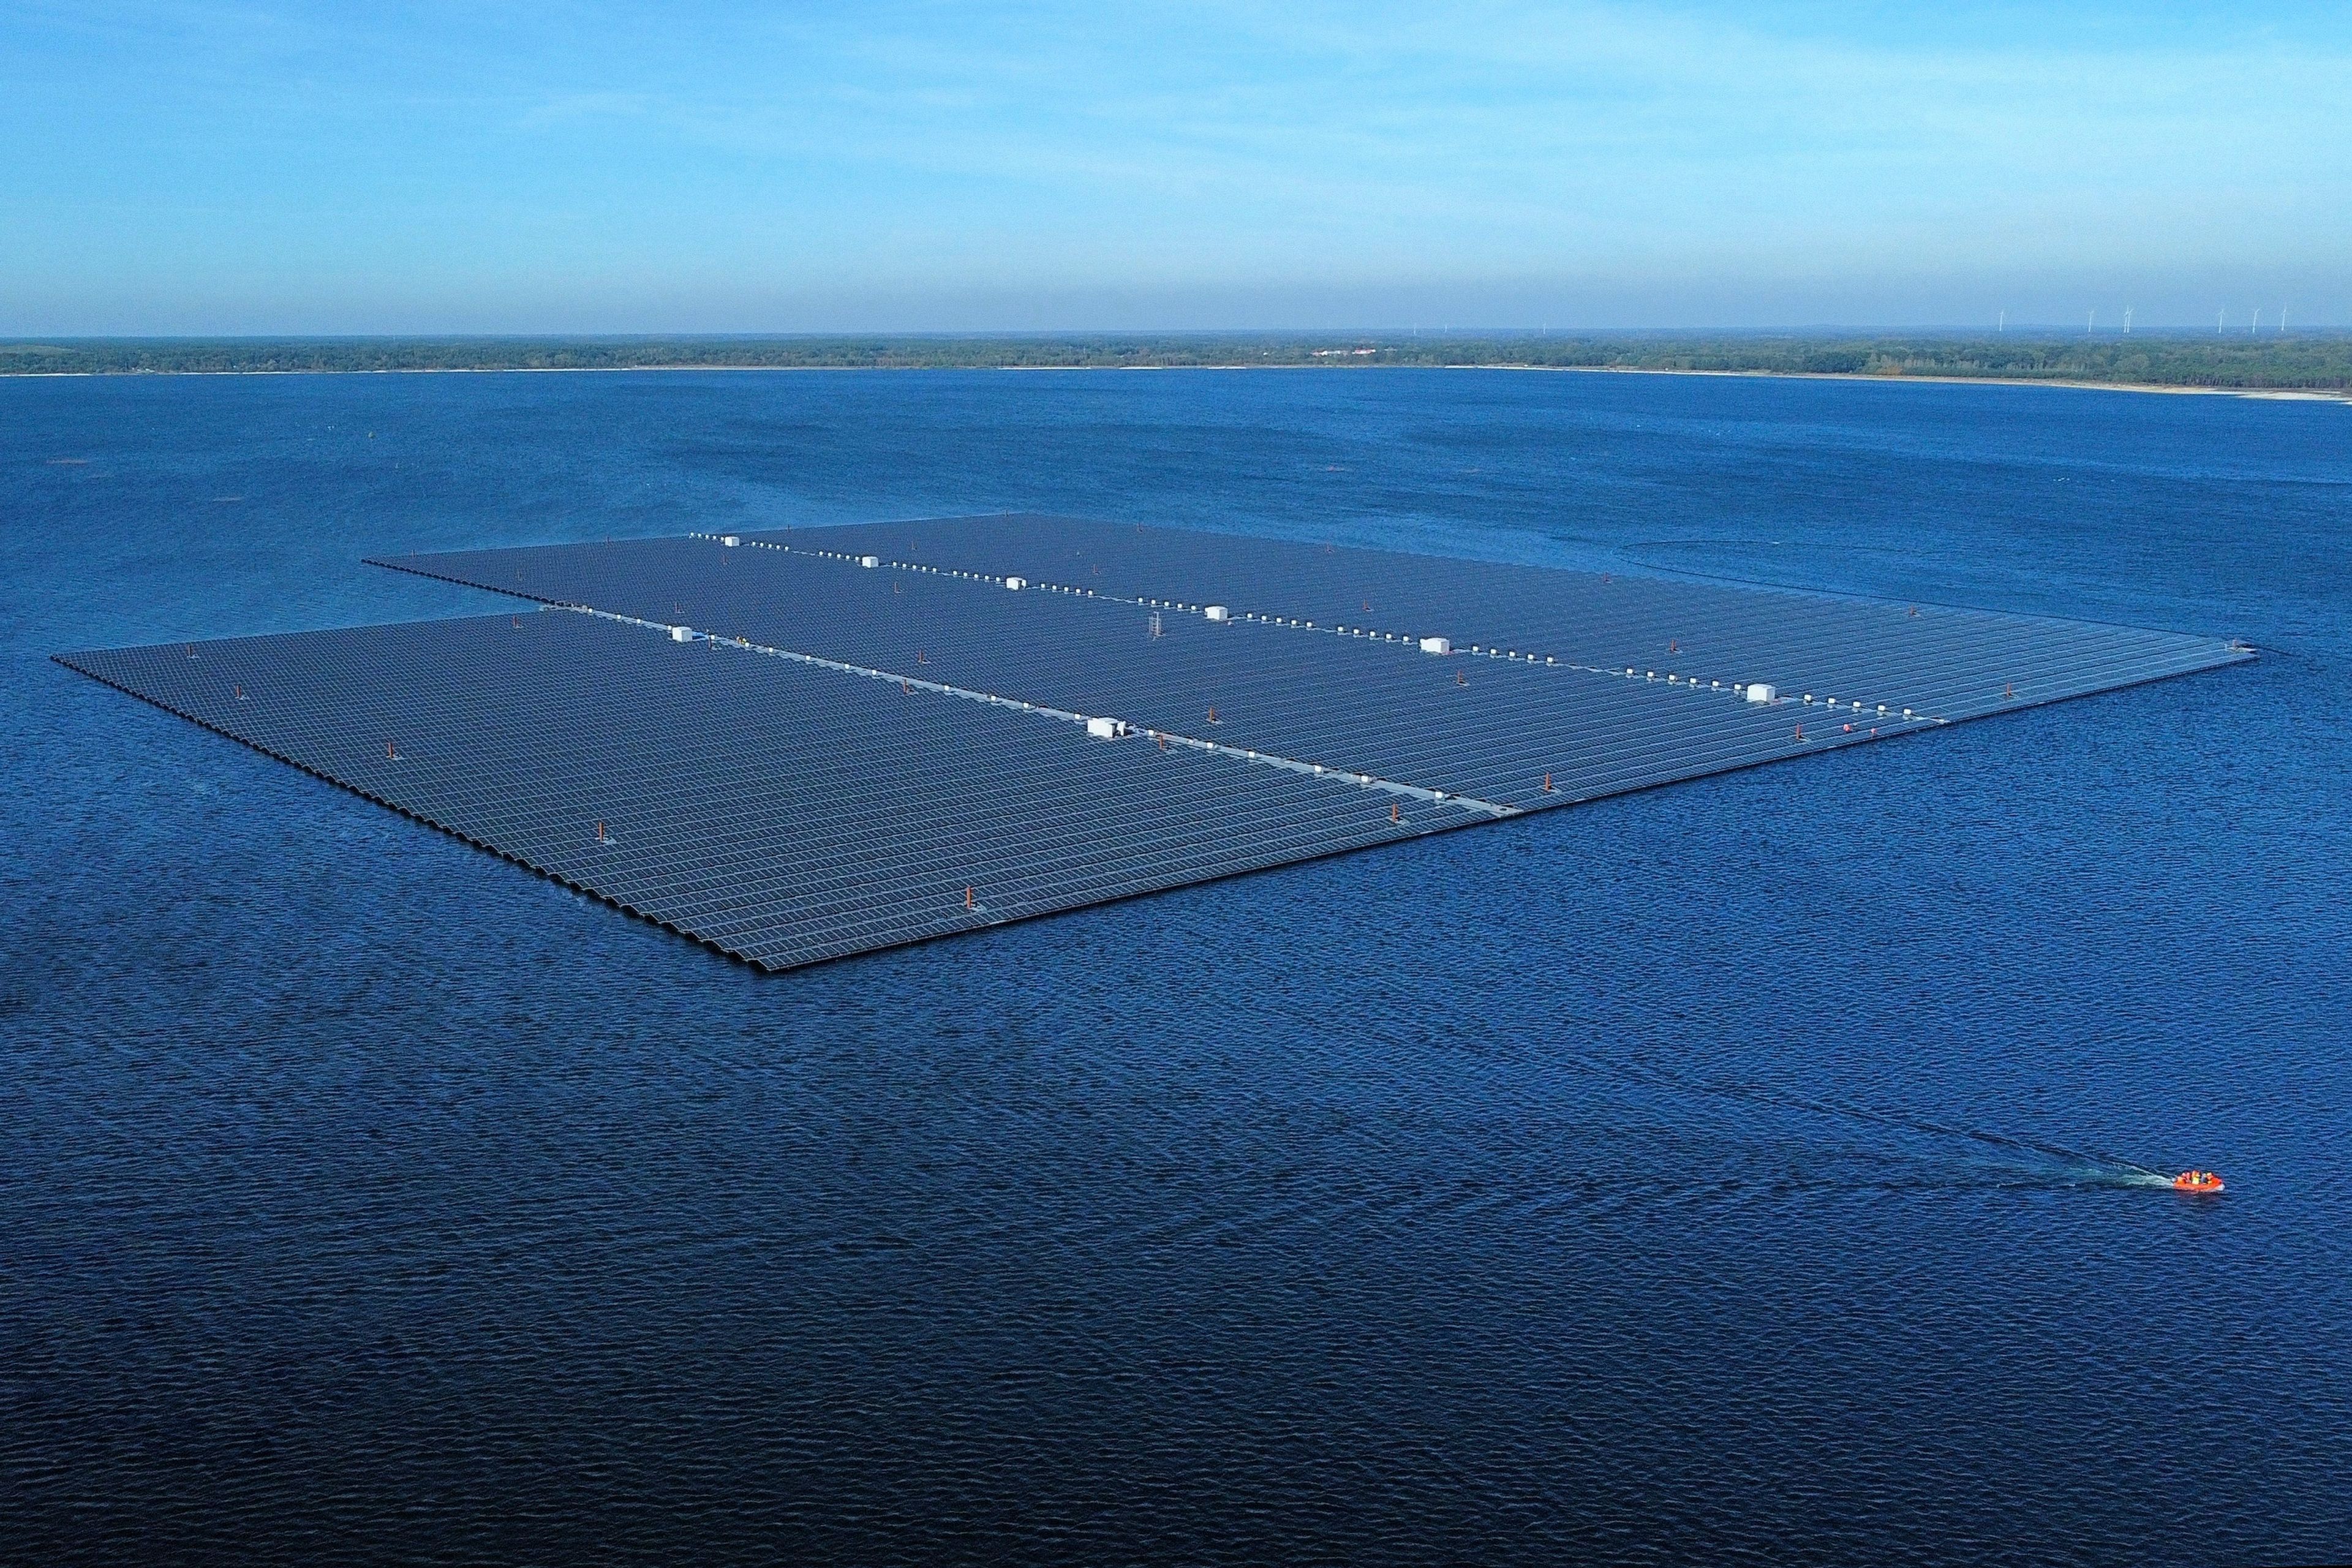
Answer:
xmin=1577 ymin=1052 xmax=2201 ymax=1194
xmin=1732 ymin=1086 xmax=2173 ymax=1187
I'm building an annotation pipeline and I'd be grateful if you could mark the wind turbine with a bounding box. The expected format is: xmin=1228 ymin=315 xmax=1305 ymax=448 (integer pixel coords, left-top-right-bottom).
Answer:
xmin=2124 ymin=306 xmax=2133 ymax=334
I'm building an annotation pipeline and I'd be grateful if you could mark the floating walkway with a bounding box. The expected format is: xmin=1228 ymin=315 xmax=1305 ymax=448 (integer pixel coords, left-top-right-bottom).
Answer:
xmin=57 ymin=516 xmax=2251 ymax=971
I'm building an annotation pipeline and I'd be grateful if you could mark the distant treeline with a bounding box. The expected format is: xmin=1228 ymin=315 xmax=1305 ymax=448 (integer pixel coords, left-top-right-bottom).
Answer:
xmin=5 ymin=332 xmax=2350 ymax=389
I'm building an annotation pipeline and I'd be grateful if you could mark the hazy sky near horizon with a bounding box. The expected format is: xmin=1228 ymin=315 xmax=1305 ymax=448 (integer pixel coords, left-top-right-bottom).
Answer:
xmin=4 ymin=1 xmax=2348 ymax=334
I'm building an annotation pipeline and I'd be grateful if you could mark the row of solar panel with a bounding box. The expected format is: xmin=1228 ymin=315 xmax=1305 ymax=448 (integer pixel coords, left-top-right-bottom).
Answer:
xmin=374 ymin=523 xmax=2237 ymax=813
xmin=59 ymin=612 xmax=1485 ymax=970
xmin=733 ymin=513 xmax=2251 ymax=722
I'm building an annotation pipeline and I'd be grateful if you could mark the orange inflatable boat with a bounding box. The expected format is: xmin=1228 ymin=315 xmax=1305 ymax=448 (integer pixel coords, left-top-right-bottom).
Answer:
xmin=2171 ymin=1170 xmax=2225 ymax=1194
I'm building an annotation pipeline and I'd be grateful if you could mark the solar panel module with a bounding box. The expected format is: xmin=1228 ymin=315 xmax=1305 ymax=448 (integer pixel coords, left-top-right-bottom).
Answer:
xmin=60 ymin=516 xmax=2249 ymax=971
xmin=372 ymin=518 xmax=2250 ymax=812
xmin=726 ymin=513 xmax=2245 ymax=725
xmin=58 ymin=612 xmax=1487 ymax=971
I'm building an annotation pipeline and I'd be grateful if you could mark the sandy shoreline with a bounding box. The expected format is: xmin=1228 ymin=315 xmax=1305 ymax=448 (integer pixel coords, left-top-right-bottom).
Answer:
xmin=2 ymin=360 xmax=2345 ymax=401
xmin=1515 ymin=364 xmax=2351 ymax=401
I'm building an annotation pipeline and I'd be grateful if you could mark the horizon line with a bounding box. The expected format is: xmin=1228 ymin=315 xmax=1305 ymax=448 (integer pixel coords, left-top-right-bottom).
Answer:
xmin=10 ymin=325 xmax=2351 ymax=343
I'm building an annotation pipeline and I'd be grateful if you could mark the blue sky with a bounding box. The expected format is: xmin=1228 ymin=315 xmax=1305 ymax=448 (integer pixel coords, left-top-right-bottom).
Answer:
xmin=3 ymin=1 xmax=2347 ymax=333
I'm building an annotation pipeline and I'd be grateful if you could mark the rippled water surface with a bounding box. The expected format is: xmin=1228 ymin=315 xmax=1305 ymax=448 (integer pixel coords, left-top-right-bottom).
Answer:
xmin=4 ymin=369 xmax=2348 ymax=1566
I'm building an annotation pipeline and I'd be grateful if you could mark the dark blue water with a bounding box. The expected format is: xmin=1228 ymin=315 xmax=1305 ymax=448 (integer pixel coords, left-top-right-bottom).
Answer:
xmin=5 ymin=369 xmax=2348 ymax=1566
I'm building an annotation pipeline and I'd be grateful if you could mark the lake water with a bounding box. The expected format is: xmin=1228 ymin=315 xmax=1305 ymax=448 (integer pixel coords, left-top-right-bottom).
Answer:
xmin=4 ymin=368 xmax=2348 ymax=1566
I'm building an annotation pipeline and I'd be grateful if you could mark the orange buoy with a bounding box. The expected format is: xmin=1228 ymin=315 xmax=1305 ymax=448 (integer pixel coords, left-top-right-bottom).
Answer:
xmin=1390 ymin=801 xmax=1400 ymax=823
xmin=1455 ymin=670 xmax=1466 ymax=687
xmin=2172 ymin=1170 xmax=2224 ymax=1194
xmin=1668 ymin=639 xmax=1678 ymax=653
xmin=1207 ymin=706 xmax=1219 ymax=723
xmin=385 ymin=739 xmax=396 ymax=759
xmin=2004 ymin=683 xmax=2014 ymax=700
xmin=964 ymin=886 xmax=974 ymax=910
xmin=597 ymin=821 xmax=605 ymax=842
xmin=1794 ymin=725 xmax=1804 ymax=741
xmin=1542 ymin=772 xmax=1553 ymax=792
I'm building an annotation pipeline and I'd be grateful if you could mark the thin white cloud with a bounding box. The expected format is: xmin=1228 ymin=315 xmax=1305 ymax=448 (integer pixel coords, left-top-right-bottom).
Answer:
xmin=2 ymin=0 xmax=2348 ymax=330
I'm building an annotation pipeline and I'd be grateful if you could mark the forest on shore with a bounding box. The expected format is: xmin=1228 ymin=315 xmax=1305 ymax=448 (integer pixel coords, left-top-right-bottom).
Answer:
xmin=6 ymin=331 xmax=2349 ymax=389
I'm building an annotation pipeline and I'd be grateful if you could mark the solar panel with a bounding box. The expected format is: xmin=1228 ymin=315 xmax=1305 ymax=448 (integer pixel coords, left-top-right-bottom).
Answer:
xmin=730 ymin=513 xmax=2244 ymax=723
xmin=372 ymin=519 xmax=2249 ymax=812
xmin=57 ymin=612 xmax=1485 ymax=971
xmin=892 ymin=510 xmax=2248 ymax=760
xmin=57 ymin=516 xmax=2247 ymax=971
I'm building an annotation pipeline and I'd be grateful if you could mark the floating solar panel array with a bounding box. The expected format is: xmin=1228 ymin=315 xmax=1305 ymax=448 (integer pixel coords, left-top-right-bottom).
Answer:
xmin=60 ymin=516 xmax=2250 ymax=971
